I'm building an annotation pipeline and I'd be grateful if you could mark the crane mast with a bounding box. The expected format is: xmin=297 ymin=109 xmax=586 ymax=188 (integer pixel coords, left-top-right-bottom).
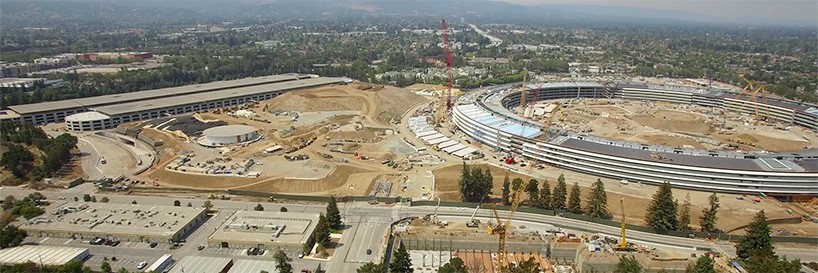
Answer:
xmin=436 ymin=19 xmax=453 ymax=126
xmin=619 ymin=198 xmax=627 ymax=250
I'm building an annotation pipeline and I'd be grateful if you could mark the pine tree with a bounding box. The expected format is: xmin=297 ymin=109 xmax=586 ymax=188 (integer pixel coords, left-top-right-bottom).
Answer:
xmin=502 ymin=172 xmax=511 ymax=206
xmin=525 ymin=179 xmax=539 ymax=204
xmin=567 ymin=182 xmax=582 ymax=214
xmin=458 ymin=162 xmax=472 ymax=201
xmin=510 ymin=177 xmax=524 ymax=204
xmin=585 ymin=179 xmax=610 ymax=219
xmin=552 ymin=174 xmax=568 ymax=210
xmin=678 ymin=193 xmax=692 ymax=232
xmin=644 ymin=182 xmax=677 ymax=231
xmin=439 ymin=257 xmax=468 ymax=273
xmin=736 ymin=210 xmax=774 ymax=260
xmin=689 ymin=255 xmax=716 ymax=273
xmin=390 ymin=242 xmax=413 ymax=273
xmin=481 ymin=167 xmax=493 ymax=201
xmin=315 ymin=214 xmax=331 ymax=248
xmin=614 ymin=254 xmax=643 ymax=273
xmin=326 ymin=195 xmax=342 ymax=230
xmin=699 ymin=193 xmax=720 ymax=232
xmin=274 ymin=249 xmax=294 ymax=273
xmin=538 ymin=179 xmax=552 ymax=209
xmin=358 ymin=262 xmax=386 ymax=273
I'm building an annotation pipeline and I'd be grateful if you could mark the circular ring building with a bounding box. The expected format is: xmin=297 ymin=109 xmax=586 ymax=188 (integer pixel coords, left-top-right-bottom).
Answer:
xmin=198 ymin=125 xmax=260 ymax=147
xmin=452 ymin=82 xmax=818 ymax=198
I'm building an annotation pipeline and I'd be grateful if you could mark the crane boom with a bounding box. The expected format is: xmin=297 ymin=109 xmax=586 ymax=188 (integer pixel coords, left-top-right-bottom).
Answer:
xmin=442 ymin=19 xmax=453 ymax=110
xmin=619 ymin=198 xmax=627 ymax=249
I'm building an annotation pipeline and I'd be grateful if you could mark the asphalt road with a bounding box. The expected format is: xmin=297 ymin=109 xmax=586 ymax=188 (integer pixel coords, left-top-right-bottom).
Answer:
xmin=3 ymin=186 xmax=816 ymax=273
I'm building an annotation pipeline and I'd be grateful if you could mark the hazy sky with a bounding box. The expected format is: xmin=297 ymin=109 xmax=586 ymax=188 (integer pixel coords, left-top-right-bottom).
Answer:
xmin=503 ymin=0 xmax=818 ymax=25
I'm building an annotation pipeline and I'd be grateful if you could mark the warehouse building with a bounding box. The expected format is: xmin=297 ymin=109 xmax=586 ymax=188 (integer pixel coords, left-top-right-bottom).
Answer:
xmin=2 ymin=73 xmax=345 ymax=127
xmin=226 ymin=260 xmax=277 ymax=273
xmin=19 ymin=202 xmax=207 ymax=243
xmin=208 ymin=210 xmax=319 ymax=249
xmin=0 ymin=246 xmax=89 ymax=266
xmin=198 ymin=125 xmax=260 ymax=147
xmin=167 ymin=256 xmax=233 ymax=273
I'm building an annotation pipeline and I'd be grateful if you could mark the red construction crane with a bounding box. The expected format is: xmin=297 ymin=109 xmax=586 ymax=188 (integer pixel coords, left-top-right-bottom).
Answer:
xmin=442 ymin=19 xmax=453 ymax=110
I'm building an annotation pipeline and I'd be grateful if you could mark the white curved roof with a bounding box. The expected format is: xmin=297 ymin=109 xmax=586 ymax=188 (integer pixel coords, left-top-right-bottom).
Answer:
xmin=65 ymin=111 xmax=110 ymax=122
xmin=203 ymin=125 xmax=257 ymax=138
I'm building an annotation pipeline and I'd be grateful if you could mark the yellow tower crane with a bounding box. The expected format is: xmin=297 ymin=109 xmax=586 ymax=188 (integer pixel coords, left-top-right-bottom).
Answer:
xmin=614 ymin=198 xmax=635 ymax=252
xmin=488 ymin=183 xmax=524 ymax=267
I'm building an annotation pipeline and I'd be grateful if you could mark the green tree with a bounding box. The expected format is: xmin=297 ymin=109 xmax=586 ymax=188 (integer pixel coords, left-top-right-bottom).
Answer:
xmin=744 ymin=249 xmax=800 ymax=273
xmin=280 ymin=207 xmax=288 ymax=212
xmin=60 ymin=260 xmax=85 ymax=273
xmin=254 ymin=204 xmax=264 ymax=211
xmin=117 ymin=267 xmax=130 ymax=273
xmin=567 ymin=182 xmax=582 ymax=214
xmin=736 ymin=210 xmax=774 ymax=260
xmin=0 ymin=225 xmax=28 ymax=249
xmin=585 ymin=179 xmax=610 ymax=219
xmin=0 ymin=144 xmax=35 ymax=178
xmin=644 ymin=182 xmax=677 ymax=231
xmin=439 ymin=257 xmax=468 ymax=273
xmin=1 ymin=195 xmax=14 ymax=210
xmin=326 ymin=195 xmax=342 ymax=229
xmin=614 ymin=254 xmax=643 ymax=273
xmin=552 ymin=174 xmax=568 ymax=210
xmin=501 ymin=172 xmax=511 ymax=206
xmin=678 ymin=193 xmax=692 ymax=232
xmin=502 ymin=257 xmax=540 ymax=273
xmin=101 ymin=260 xmax=112 ymax=273
xmin=524 ymin=179 xmax=539 ymax=204
xmin=357 ymin=262 xmax=386 ymax=273
xmin=100 ymin=197 xmax=109 ymax=203
xmin=699 ymin=193 xmax=719 ymax=232
xmin=687 ymin=255 xmax=716 ymax=273
xmin=274 ymin=249 xmax=293 ymax=273
xmin=174 ymin=200 xmax=181 ymax=206
xmin=315 ymin=214 xmax=331 ymax=248
xmin=186 ymin=202 xmax=192 ymax=207
xmin=538 ymin=179 xmax=551 ymax=209
xmin=389 ymin=242 xmax=413 ymax=273
xmin=203 ymin=200 xmax=213 ymax=210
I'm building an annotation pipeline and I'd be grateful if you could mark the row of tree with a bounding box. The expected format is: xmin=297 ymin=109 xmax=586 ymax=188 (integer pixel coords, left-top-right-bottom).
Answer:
xmin=498 ymin=170 xmax=611 ymax=219
xmin=644 ymin=182 xmax=720 ymax=232
xmin=612 ymin=210 xmax=799 ymax=273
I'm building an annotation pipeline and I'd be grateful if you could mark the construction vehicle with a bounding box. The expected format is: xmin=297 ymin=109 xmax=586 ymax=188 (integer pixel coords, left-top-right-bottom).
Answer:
xmin=614 ymin=198 xmax=636 ymax=252
xmin=488 ymin=182 xmax=523 ymax=266
xmin=466 ymin=197 xmax=485 ymax=227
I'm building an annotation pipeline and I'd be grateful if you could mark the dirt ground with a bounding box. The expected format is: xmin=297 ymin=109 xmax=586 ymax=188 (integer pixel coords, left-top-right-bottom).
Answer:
xmin=235 ymin=165 xmax=375 ymax=194
xmin=557 ymin=100 xmax=817 ymax=152
xmin=432 ymin=163 xmax=814 ymax=235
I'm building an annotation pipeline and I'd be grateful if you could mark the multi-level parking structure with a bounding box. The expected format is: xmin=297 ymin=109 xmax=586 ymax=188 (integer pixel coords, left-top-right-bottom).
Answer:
xmin=0 ymin=74 xmax=350 ymax=131
xmin=452 ymin=82 xmax=818 ymax=198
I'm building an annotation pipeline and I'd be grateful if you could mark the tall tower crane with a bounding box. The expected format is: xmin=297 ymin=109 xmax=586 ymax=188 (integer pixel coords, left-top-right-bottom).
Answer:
xmin=488 ymin=183 xmax=523 ymax=267
xmin=436 ymin=19 xmax=453 ymax=127
xmin=740 ymin=76 xmax=769 ymax=121
xmin=518 ymin=70 xmax=528 ymax=115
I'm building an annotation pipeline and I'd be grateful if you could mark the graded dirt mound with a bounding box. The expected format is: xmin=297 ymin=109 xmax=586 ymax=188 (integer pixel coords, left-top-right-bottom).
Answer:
xmin=374 ymin=86 xmax=427 ymax=123
xmin=236 ymin=165 xmax=371 ymax=193
xmin=631 ymin=110 xmax=713 ymax=134
xmin=266 ymin=88 xmax=365 ymax=112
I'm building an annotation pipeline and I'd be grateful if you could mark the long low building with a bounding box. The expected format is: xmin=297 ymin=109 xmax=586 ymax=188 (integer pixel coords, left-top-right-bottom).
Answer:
xmin=452 ymin=82 xmax=818 ymax=197
xmin=0 ymin=246 xmax=89 ymax=266
xmin=19 ymin=202 xmax=208 ymax=243
xmin=1 ymin=74 xmax=350 ymax=131
xmin=208 ymin=210 xmax=319 ymax=249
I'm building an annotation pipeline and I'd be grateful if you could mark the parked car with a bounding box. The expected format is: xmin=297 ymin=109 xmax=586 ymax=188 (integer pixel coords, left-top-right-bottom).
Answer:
xmin=137 ymin=261 xmax=148 ymax=269
xmin=197 ymin=245 xmax=205 ymax=251
xmin=149 ymin=242 xmax=158 ymax=248
xmin=105 ymin=240 xmax=121 ymax=247
xmin=366 ymin=249 xmax=372 ymax=255
xmin=298 ymin=253 xmax=305 ymax=259
xmin=90 ymin=238 xmax=106 ymax=245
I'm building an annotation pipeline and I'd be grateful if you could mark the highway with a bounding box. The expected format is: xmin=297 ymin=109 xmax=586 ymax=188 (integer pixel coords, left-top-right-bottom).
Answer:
xmin=2 ymin=186 xmax=816 ymax=273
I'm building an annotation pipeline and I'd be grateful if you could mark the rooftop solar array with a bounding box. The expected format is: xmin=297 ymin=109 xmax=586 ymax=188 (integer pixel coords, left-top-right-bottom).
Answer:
xmin=457 ymin=104 xmax=541 ymax=138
